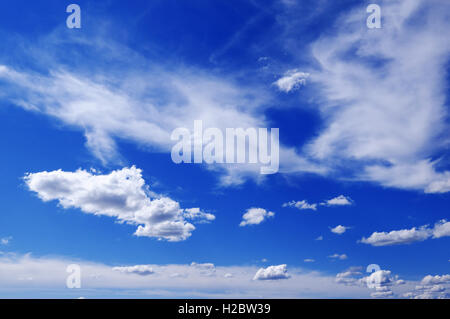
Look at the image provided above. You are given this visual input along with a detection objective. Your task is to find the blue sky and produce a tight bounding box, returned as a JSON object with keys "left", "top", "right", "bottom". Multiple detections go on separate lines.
{"left": 0, "top": 0, "right": 449, "bottom": 298}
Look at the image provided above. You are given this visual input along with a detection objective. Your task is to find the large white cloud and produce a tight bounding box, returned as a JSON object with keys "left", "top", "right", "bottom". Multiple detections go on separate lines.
{"left": 24, "top": 166, "right": 214, "bottom": 241}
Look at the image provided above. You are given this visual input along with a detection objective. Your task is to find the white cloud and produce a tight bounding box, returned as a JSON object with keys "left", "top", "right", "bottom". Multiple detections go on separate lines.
{"left": 273, "top": 69, "right": 309, "bottom": 92}
{"left": 315, "top": 235, "right": 323, "bottom": 241}
{"left": 239, "top": 208, "right": 275, "bottom": 227}
{"left": 331, "top": 225, "right": 349, "bottom": 235}
{"left": 335, "top": 267, "right": 362, "bottom": 286}
{"left": 360, "top": 220, "right": 450, "bottom": 246}
{"left": 112, "top": 265, "right": 154, "bottom": 276}
{"left": 253, "top": 264, "right": 290, "bottom": 280}
{"left": 336, "top": 267, "right": 407, "bottom": 298}
{"left": 0, "top": 236, "right": 12, "bottom": 245}
{"left": 431, "top": 219, "right": 450, "bottom": 238}
{"left": 24, "top": 166, "right": 214, "bottom": 241}
{"left": 293, "top": 0, "right": 450, "bottom": 193}
{"left": 282, "top": 200, "right": 317, "bottom": 211}
{"left": 321, "top": 195, "right": 352, "bottom": 206}
{"left": 360, "top": 226, "right": 430, "bottom": 247}
{"left": 304, "top": 259, "right": 315, "bottom": 263}
{"left": 328, "top": 254, "right": 347, "bottom": 260}
{"left": 403, "top": 274, "right": 450, "bottom": 299}
{"left": 421, "top": 274, "right": 450, "bottom": 285}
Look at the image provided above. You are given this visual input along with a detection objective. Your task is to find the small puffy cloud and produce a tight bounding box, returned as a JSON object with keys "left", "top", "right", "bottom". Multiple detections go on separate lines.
{"left": 253, "top": 264, "right": 290, "bottom": 281}
{"left": 273, "top": 69, "right": 309, "bottom": 92}
{"left": 329, "top": 254, "right": 347, "bottom": 260}
{"left": 321, "top": 195, "right": 353, "bottom": 206}
{"left": 304, "top": 259, "right": 315, "bottom": 263}
{"left": 112, "top": 265, "right": 154, "bottom": 276}
{"left": 331, "top": 225, "right": 349, "bottom": 235}
{"left": 24, "top": 166, "right": 214, "bottom": 242}
{"left": 239, "top": 208, "right": 274, "bottom": 227}
{"left": 315, "top": 235, "right": 323, "bottom": 241}
{"left": 282, "top": 200, "right": 317, "bottom": 211}
{"left": 0, "top": 236, "right": 12, "bottom": 245}
{"left": 360, "top": 220, "right": 450, "bottom": 246}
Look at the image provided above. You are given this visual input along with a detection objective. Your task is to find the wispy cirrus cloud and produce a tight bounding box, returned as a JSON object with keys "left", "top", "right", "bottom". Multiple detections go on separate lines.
{"left": 277, "top": 0, "right": 450, "bottom": 193}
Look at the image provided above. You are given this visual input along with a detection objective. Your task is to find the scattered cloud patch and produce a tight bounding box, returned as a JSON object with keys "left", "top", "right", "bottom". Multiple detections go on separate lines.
{"left": 328, "top": 254, "right": 347, "bottom": 260}
{"left": 282, "top": 200, "right": 317, "bottom": 211}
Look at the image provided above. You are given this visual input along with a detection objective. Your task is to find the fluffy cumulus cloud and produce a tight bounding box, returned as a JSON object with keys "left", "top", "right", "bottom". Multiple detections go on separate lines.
{"left": 331, "top": 225, "right": 349, "bottom": 235}
{"left": 360, "top": 220, "right": 450, "bottom": 246}
{"left": 253, "top": 264, "right": 290, "bottom": 281}
{"left": 112, "top": 265, "right": 154, "bottom": 276}
{"left": 273, "top": 69, "right": 309, "bottom": 92}
{"left": 239, "top": 208, "right": 275, "bottom": 227}
{"left": 282, "top": 200, "right": 317, "bottom": 211}
{"left": 24, "top": 166, "right": 214, "bottom": 241}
